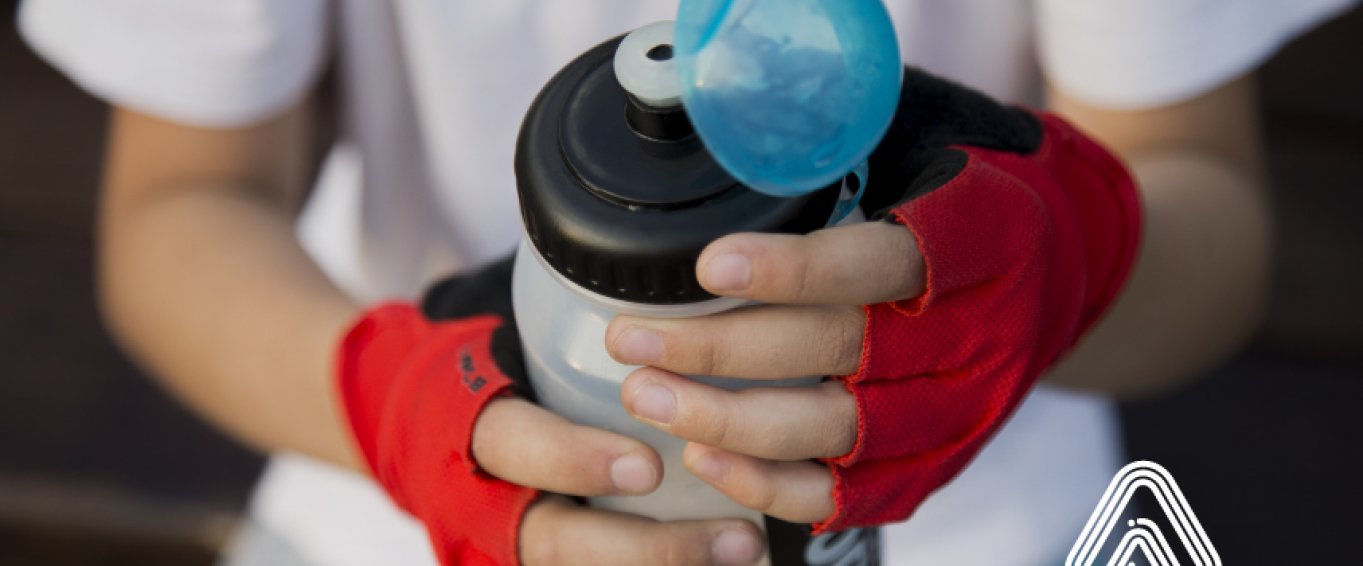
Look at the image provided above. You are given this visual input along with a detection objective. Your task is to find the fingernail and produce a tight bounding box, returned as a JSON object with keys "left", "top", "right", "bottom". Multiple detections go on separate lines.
{"left": 610, "top": 454, "right": 657, "bottom": 494}
{"left": 614, "top": 327, "right": 663, "bottom": 364}
{"left": 691, "top": 452, "right": 730, "bottom": 483}
{"left": 702, "top": 252, "right": 752, "bottom": 292}
{"left": 712, "top": 528, "right": 762, "bottom": 566}
{"left": 631, "top": 381, "right": 677, "bottom": 425}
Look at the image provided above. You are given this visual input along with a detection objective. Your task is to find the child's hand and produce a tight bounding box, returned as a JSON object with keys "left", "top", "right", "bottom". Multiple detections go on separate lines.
{"left": 606, "top": 222, "right": 921, "bottom": 525}
{"left": 517, "top": 493, "right": 764, "bottom": 566}
{"left": 340, "top": 258, "right": 767, "bottom": 565}
{"left": 477, "top": 400, "right": 767, "bottom": 566}
{"left": 339, "top": 304, "right": 767, "bottom": 566}
{"left": 606, "top": 67, "right": 1142, "bottom": 533}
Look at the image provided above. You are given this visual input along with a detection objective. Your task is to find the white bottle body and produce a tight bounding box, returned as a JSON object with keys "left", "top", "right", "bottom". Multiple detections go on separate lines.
{"left": 512, "top": 239, "right": 811, "bottom": 526}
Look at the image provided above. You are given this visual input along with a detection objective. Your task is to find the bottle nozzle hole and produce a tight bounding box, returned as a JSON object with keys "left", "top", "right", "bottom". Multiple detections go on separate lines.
{"left": 646, "top": 44, "right": 674, "bottom": 62}
{"left": 616, "top": 23, "right": 682, "bottom": 108}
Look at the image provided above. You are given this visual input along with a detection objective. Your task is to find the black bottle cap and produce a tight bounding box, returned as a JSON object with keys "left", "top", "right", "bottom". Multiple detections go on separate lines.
{"left": 514, "top": 35, "right": 840, "bottom": 305}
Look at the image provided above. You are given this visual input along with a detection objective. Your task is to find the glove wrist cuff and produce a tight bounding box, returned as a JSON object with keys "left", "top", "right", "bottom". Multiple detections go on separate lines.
{"left": 336, "top": 302, "right": 535, "bottom": 565}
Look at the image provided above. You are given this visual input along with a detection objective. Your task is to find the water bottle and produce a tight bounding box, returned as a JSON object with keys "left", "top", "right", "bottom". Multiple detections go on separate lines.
{"left": 511, "top": 22, "right": 881, "bottom": 566}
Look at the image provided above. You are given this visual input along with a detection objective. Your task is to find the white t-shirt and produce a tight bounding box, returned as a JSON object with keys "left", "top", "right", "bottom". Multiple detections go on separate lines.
{"left": 21, "top": 1, "right": 1355, "bottom": 564}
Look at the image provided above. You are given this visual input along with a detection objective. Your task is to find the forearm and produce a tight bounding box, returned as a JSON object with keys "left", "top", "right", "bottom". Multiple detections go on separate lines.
{"left": 99, "top": 175, "right": 362, "bottom": 469}
{"left": 1034, "top": 74, "right": 1272, "bottom": 398}
{"left": 1044, "top": 152, "right": 1271, "bottom": 397}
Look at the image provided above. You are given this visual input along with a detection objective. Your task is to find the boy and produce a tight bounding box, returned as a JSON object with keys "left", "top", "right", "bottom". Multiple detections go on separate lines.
{"left": 19, "top": 0, "right": 1356, "bottom": 564}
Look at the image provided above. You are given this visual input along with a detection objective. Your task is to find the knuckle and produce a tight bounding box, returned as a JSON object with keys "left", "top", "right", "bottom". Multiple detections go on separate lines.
{"left": 521, "top": 504, "right": 563, "bottom": 566}
{"left": 604, "top": 319, "right": 624, "bottom": 359}
{"left": 733, "top": 391, "right": 796, "bottom": 460}
{"left": 715, "top": 461, "right": 776, "bottom": 513}
{"left": 535, "top": 534, "right": 562, "bottom": 566}
{"left": 740, "top": 480, "right": 780, "bottom": 515}
{"left": 820, "top": 394, "right": 857, "bottom": 458}
{"left": 832, "top": 387, "right": 859, "bottom": 454}
{"left": 694, "top": 400, "right": 734, "bottom": 448}
{"left": 806, "top": 321, "right": 839, "bottom": 373}
{"left": 470, "top": 399, "right": 514, "bottom": 469}
{"left": 813, "top": 338, "right": 847, "bottom": 377}
{"left": 813, "top": 308, "right": 862, "bottom": 375}
{"left": 786, "top": 249, "right": 814, "bottom": 301}
{"left": 562, "top": 428, "right": 617, "bottom": 492}
{"left": 690, "top": 332, "right": 725, "bottom": 376}
{"left": 883, "top": 227, "right": 921, "bottom": 299}
{"left": 653, "top": 527, "right": 704, "bottom": 566}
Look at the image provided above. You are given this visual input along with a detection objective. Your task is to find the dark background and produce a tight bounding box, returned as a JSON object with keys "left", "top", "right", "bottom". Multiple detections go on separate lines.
{"left": 1, "top": 3, "right": 1360, "bottom": 565}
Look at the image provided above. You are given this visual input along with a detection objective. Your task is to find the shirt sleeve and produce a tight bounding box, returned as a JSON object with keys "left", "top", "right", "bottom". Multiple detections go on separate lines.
{"left": 19, "top": 0, "right": 329, "bottom": 127}
{"left": 1037, "top": 0, "right": 1359, "bottom": 109}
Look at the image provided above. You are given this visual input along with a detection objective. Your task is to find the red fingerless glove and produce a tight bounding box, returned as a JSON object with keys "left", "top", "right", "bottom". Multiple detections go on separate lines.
{"left": 337, "top": 300, "right": 538, "bottom": 565}
{"left": 814, "top": 70, "right": 1142, "bottom": 532}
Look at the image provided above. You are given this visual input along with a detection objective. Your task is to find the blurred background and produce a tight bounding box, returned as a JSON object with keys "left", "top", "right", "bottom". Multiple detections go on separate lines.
{"left": 1, "top": 2, "right": 1360, "bottom": 565}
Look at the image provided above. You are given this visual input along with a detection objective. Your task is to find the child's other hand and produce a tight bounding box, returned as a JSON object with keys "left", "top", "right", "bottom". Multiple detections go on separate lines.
{"left": 474, "top": 399, "right": 765, "bottom": 566}
{"left": 517, "top": 493, "right": 764, "bottom": 566}
{"left": 605, "top": 221, "right": 924, "bottom": 525}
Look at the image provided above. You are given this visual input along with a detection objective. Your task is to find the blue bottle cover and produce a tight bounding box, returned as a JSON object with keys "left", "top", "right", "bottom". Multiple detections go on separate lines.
{"left": 674, "top": 0, "right": 902, "bottom": 197}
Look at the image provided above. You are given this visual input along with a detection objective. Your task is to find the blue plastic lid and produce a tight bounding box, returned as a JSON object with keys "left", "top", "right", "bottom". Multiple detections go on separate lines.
{"left": 674, "top": 0, "right": 902, "bottom": 197}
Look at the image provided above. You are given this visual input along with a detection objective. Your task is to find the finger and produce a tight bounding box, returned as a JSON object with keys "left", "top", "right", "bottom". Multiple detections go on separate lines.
{"left": 696, "top": 222, "right": 924, "bottom": 304}
{"left": 621, "top": 368, "right": 856, "bottom": 460}
{"left": 521, "top": 495, "right": 766, "bottom": 566}
{"left": 606, "top": 304, "right": 865, "bottom": 378}
{"left": 684, "top": 444, "right": 836, "bottom": 525}
{"left": 473, "top": 398, "right": 662, "bottom": 496}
